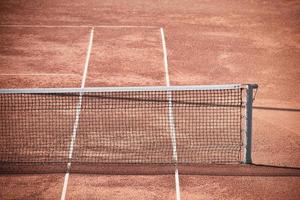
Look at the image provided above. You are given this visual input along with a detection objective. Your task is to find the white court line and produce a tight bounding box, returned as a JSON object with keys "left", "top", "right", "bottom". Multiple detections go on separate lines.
{"left": 0, "top": 73, "right": 80, "bottom": 76}
{"left": 0, "top": 24, "right": 158, "bottom": 28}
{"left": 160, "top": 27, "right": 181, "bottom": 200}
{"left": 60, "top": 27, "right": 94, "bottom": 200}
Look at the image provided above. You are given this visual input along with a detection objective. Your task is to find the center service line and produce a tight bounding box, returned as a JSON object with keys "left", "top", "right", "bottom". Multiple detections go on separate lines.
{"left": 61, "top": 27, "right": 94, "bottom": 200}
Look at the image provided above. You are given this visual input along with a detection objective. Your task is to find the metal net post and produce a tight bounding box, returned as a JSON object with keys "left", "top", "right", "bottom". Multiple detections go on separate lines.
{"left": 243, "top": 84, "right": 258, "bottom": 164}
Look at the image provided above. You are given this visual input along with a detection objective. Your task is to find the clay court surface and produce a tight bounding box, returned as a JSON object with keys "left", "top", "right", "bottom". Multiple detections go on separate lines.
{"left": 0, "top": 0, "right": 300, "bottom": 199}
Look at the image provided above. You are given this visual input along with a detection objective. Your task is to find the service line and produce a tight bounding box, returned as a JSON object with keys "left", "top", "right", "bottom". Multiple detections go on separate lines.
{"left": 0, "top": 73, "right": 81, "bottom": 76}
{"left": 0, "top": 24, "right": 158, "bottom": 28}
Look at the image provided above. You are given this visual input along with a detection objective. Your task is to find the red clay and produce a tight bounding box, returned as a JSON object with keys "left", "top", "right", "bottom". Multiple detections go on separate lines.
{"left": 0, "top": 0, "right": 299, "bottom": 199}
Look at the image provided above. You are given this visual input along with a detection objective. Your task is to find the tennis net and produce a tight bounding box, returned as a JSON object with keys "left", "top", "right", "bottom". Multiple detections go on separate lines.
{"left": 0, "top": 84, "right": 257, "bottom": 173}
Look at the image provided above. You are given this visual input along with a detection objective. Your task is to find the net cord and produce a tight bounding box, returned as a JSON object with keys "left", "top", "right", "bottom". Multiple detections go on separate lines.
{"left": 0, "top": 84, "right": 242, "bottom": 94}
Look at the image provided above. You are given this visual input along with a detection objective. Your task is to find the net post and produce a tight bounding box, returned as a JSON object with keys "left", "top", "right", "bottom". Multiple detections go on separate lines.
{"left": 243, "top": 84, "right": 258, "bottom": 164}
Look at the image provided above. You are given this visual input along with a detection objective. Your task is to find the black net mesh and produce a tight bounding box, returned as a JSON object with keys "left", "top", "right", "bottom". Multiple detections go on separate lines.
{"left": 0, "top": 88, "right": 245, "bottom": 173}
